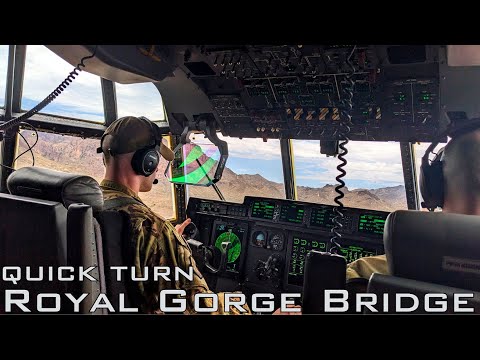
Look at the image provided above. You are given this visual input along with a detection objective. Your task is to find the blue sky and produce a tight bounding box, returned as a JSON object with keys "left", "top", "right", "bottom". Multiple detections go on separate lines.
{"left": 0, "top": 45, "right": 432, "bottom": 190}
{"left": 21, "top": 98, "right": 104, "bottom": 120}
{"left": 226, "top": 156, "right": 284, "bottom": 183}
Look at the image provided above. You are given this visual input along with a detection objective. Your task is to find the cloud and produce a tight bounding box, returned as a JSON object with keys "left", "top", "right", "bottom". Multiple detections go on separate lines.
{"left": 293, "top": 139, "right": 401, "bottom": 163}
{"left": 189, "top": 132, "right": 283, "bottom": 160}
{"left": 217, "top": 134, "right": 282, "bottom": 160}
{"left": 296, "top": 163, "right": 404, "bottom": 188}
{"left": 116, "top": 82, "right": 165, "bottom": 120}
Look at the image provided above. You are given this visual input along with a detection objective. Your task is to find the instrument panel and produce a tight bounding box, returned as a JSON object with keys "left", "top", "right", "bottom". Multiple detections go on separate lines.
{"left": 187, "top": 196, "right": 388, "bottom": 294}
{"left": 162, "top": 45, "right": 444, "bottom": 142}
{"left": 248, "top": 197, "right": 385, "bottom": 237}
{"left": 52, "top": 45, "right": 480, "bottom": 142}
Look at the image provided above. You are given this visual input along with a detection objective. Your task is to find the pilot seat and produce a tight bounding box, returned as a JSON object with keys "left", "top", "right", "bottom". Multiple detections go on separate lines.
{"left": 366, "top": 210, "right": 480, "bottom": 313}
{"left": 0, "top": 166, "right": 135, "bottom": 314}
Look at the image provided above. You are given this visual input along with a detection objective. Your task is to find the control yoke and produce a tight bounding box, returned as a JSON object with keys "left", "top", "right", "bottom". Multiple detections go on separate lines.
{"left": 183, "top": 221, "right": 231, "bottom": 274}
{"left": 187, "top": 239, "right": 231, "bottom": 274}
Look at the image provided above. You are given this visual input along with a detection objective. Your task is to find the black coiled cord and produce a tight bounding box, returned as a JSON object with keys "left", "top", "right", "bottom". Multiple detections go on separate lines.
{"left": 330, "top": 46, "right": 357, "bottom": 254}
{"left": 0, "top": 46, "right": 98, "bottom": 132}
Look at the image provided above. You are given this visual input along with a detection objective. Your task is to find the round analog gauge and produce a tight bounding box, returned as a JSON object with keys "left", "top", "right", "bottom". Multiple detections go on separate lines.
{"left": 269, "top": 233, "right": 284, "bottom": 251}
{"left": 252, "top": 231, "right": 267, "bottom": 247}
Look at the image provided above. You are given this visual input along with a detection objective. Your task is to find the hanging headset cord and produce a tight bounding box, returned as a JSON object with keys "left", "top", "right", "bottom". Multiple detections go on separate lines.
{"left": 330, "top": 45, "right": 357, "bottom": 254}
{"left": 0, "top": 122, "right": 38, "bottom": 172}
{"left": 0, "top": 46, "right": 98, "bottom": 134}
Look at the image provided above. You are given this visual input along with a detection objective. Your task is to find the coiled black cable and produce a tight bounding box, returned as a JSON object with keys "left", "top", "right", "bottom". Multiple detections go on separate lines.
{"left": 330, "top": 46, "right": 357, "bottom": 254}
{"left": 0, "top": 46, "right": 98, "bottom": 132}
{"left": 0, "top": 122, "right": 39, "bottom": 172}
{"left": 14, "top": 122, "right": 39, "bottom": 166}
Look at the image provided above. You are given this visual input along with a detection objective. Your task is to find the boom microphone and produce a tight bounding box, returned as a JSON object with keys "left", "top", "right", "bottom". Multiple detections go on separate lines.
{"left": 153, "top": 179, "right": 159, "bottom": 184}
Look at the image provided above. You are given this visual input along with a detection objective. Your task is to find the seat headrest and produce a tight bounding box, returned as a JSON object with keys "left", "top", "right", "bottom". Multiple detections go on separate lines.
{"left": 384, "top": 210, "right": 480, "bottom": 291}
{"left": 7, "top": 167, "right": 104, "bottom": 211}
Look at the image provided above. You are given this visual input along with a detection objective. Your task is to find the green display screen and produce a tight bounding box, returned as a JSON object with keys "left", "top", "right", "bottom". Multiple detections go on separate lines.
{"left": 310, "top": 207, "right": 352, "bottom": 230}
{"left": 310, "top": 206, "right": 334, "bottom": 228}
{"left": 214, "top": 222, "right": 246, "bottom": 273}
{"left": 288, "top": 235, "right": 327, "bottom": 287}
{"left": 280, "top": 204, "right": 304, "bottom": 224}
{"left": 339, "top": 245, "right": 376, "bottom": 263}
{"left": 358, "top": 214, "right": 386, "bottom": 235}
{"left": 251, "top": 200, "right": 275, "bottom": 220}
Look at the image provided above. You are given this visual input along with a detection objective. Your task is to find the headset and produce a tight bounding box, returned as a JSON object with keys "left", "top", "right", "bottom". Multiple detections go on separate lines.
{"left": 419, "top": 118, "right": 480, "bottom": 211}
{"left": 98, "top": 117, "right": 162, "bottom": 177}
{"left": 130, "top": 139, "right": 161, "bottom": 177}
{"left": 131, "top": 117, "right": 162, "bottom": 177}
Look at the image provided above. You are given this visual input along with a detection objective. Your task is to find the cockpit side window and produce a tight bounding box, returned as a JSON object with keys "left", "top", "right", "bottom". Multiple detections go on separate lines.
{"left": 22, "top": 45, "right": 104, "bottom": 123}
{"left": 13, "top": 129, "right": 176, "bottom": 220}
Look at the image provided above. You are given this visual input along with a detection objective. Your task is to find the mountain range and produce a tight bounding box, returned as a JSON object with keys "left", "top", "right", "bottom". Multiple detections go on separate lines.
{"left": 15, "top": 131, "right": 407, "bottom": 217}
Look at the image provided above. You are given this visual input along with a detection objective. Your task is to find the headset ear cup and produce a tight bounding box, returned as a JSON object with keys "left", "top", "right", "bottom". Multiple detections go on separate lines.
{"left": 131, "top": 148, "right": 159, "bottom": 176}
{"left": 131, "top": 149, "right": 146, "bottom": 175}
{"left": 143, "top": 149, "right": 160, "bottom": 176}
{"left": 419, "top": 159, "right": 444, "bottom": 209}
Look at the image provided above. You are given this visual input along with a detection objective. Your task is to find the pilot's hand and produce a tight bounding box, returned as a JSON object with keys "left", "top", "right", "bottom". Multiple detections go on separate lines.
{"left": 273, "top": 305, "right": 302, "bottom": 315}
{"left": 175, "top": 218, "right": 192, "bottom": 236}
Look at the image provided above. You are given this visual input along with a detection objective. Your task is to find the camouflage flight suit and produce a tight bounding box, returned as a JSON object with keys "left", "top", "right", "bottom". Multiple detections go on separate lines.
{"left": 101, "top": 180, "right": 250, "bottom": 315}
{"left": 346, "top": 254, "right": 389, "bottom": 281}
{"left": 345, "top": 255, "right": 389, "bottom": 311}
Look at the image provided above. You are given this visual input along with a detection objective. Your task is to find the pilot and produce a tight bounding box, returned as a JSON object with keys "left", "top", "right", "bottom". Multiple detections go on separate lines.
{"left": 345, "top": 126, "right": 480, "bottom": 288}
{"left": 98, "top": 116, "right": 251, "bottom": 314}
